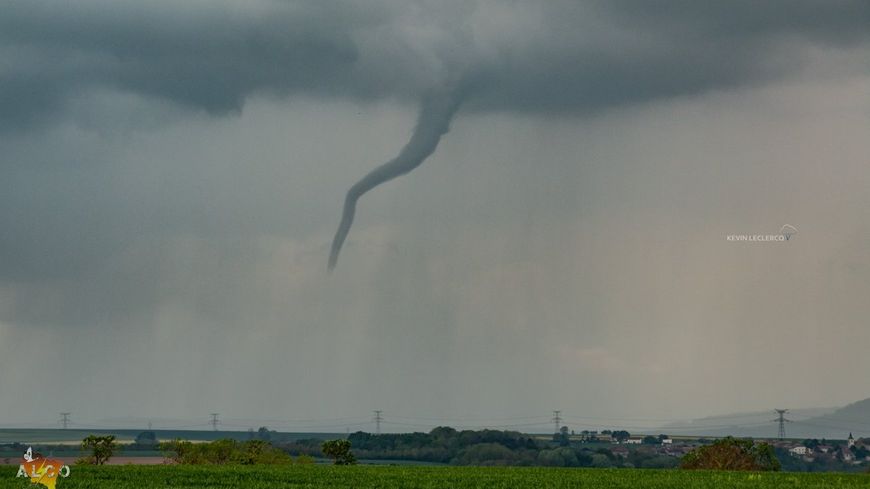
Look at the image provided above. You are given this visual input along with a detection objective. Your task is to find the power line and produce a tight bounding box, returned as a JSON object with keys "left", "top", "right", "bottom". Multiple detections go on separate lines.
{"left": 18, "top": 409, "right": 863, "bottom": 438}
{"left": 388, "top": 414, "right": 551, "bottom": 423}
{"left": 264, "top": 421, "right": 370, "bottom": 432}
{"left": 376, "top": 417, "right": 780, "bottom": 433}
{"left": 552, "top": 410, "right": 562, "bottom": 434}
{"left": 221, "top": 416, "right": 367, "bottom": 425}
{"left": 373, "top": 410, "right": 383, "bottom": 435}
{"left": 773, "top": 409, "right": 791, "bottom": 440}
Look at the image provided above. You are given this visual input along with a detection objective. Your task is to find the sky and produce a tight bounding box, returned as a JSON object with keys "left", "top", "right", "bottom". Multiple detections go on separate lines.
{"left": 1, "top": 1, "right": 869, "bottom": 434}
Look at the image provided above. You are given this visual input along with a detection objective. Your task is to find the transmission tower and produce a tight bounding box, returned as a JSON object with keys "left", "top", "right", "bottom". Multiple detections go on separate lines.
{"left": 373, "top": 410, "right": 383, "bottom": 435}
{"left": 210, "top": 413, "right": 220, "bottom": 431}
{"left": 772, "top": 409, "right": 791, "bottom": 440}
{"left": 552, "top": 410, "right": 562, "bottom": 434}
{"left": 59, "top": 413, "right": 71, "bottom": 429}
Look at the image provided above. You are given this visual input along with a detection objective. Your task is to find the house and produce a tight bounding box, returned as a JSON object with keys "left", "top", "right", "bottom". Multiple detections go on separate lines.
{"left": 664, "top": 445, "right": 694, "bottom": 457}
{"left": 611, "top": 446, "right": 630, "bottom": 458}
{"left": 816, "top": 445, "right": 833, "bottom": 454}
{"left": 661, "top": 438, "right": 673, "bottom": 445}
{"left": 789, "top": 446, "right": 810, "bottom": 456}
{"left": 841, "top": 447, "right": 855, "bottom": 462}
{"left": 624, "top": 438, "right": 642, "bottom": 444}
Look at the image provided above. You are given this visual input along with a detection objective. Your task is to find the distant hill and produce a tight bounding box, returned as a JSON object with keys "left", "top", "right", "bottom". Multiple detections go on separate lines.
{"left": 658, "top": 398, "right": 870, "bottom": 440}
{"left": 796, "top": 397, "right": 870, "bottom": 439}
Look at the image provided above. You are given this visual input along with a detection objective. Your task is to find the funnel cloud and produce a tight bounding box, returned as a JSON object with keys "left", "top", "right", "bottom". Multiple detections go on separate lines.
{"left": 329, "top": 88, "right": 462, "bottom": 270}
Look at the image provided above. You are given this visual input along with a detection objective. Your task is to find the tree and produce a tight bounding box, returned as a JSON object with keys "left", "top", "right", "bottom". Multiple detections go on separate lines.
{"left": 852, "top": 444, "right": 870, "bottom": 460}
{"left": 321, "top": 439, "right": 357, "bottom": 465}
{"left": 611, "top": 431, "right": 631, "bottom": 443}
{"left": 81, "top": 435, "right": 118, "bottom": 465}
{"left": 134, "top": 431, "right": 158, "bottom": 447}
{"left": 537, "top": 447, "right": 579, "bottom": 467}
{"left": 803, "top": 438, "right": 820, "bottom": 450}
{"left": 681, "top": 437, "right": 780, "bottom": 471}
{"left": 642, "top": 435, "right": 659, "bottom": 445}
{"left": 239, "top": 440, "right": 292, "bottom": 465}
{"left": 160, "top": 439, "right": 196, "bottom": 464}
{"left": 430, "top": 426, "right": 457, "bottom": 439}
{"left": 553, "top": 426, "right": 570, "bottom": 446}
{"left": 257, "top": 427, "right": 272, "bottom": 441}
{"left": 454, "top": 443, "right": 519, "bottom": 465}
{"left": 590, "top": 453, "right": 612, "bottom": 468}
{"left": 204, "top": 439, "right": 239, "bottom": 464}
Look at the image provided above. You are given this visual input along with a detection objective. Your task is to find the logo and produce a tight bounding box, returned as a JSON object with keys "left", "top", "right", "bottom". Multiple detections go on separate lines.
{"left": 779, "top": 224, "right": 797, "bottom": 241}
{"left": 726, "top": 224, "right": 797, "bottom": 243}
{"left": 16, "top": 447, "right": 70, "bottom": 489}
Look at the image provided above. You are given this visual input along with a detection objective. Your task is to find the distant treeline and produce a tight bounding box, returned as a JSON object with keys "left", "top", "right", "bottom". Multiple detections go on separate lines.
{"left": 277, "top": 427, "right": 678, "bottom": 468}
{"left": 160, "top": 439, "right": 314, "bottom": 465}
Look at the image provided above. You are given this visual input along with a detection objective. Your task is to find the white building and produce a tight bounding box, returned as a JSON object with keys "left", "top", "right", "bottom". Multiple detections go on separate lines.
{"left": 789, "top": 446, "right": 809, "bottom": 456}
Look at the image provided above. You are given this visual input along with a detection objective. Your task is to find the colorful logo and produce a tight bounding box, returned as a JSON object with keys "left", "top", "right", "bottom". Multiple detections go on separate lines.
{"left": 16, "top": 447, "right": 70, "bottom": 489}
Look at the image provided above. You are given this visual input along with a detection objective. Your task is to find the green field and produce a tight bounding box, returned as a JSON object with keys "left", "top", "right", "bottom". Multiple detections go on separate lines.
{"left": 1, "top": 465, "right": 869, "bottom": 488}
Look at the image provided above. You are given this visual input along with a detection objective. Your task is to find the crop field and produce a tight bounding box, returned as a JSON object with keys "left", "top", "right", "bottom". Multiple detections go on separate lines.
{"left": 1, "top": 465, "right": 869, "bottom": 488}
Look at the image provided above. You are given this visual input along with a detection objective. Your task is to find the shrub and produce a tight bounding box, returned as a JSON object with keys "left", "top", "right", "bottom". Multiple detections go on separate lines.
{"left": 321, "top": 440, "right": 357, "bottom": 465}
{"left": 238, "top": 440, "right": 293, "bottom": 465}
{"left": 296, "top": 454, "right": 315, "bottom": 465}
{"left": 537, "top": 448, "right": 579, "bottom": 467}
{"left": 681, "top": 437, "right": 780, "bottom": 471}
{"left": 159, "top": 439, "right": 293, "bottom": 465}
{"left": 81, "top": 435, "right": 118, "bottom": 465}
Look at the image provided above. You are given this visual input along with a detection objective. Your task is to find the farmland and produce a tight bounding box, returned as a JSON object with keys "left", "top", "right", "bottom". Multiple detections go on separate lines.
{"left": 1, "top": 465, "right": 868, "bottom": 488}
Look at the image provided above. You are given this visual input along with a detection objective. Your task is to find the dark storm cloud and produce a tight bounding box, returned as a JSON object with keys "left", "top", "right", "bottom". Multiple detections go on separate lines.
{"left": 467, "top": 0, "right": 870, "bottom": 113}
{"left": 1, "top": 2, "right": 869, "bottom": 426}
{"left": 1, "top": 0, "right": 869, "bottom": 319}
{"left": 603, "top": 1, "right": 870, "bottom": 40}
{"left": 0, "top": 1, "right": 366, "bottom": 128}
{"left": 2, "top": 0, "right": 869, "bottom": 129}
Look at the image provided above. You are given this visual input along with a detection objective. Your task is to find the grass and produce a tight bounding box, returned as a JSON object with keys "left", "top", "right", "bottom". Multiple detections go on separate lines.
{"left": 2, "top": 465, "right": 870, "bottom": 488}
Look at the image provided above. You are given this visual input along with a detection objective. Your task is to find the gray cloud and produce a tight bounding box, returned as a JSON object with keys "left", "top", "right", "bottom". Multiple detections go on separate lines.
{"left": 1, "top": 0, "right": 868, "bottom": 315}
{"left": 0, "top": 1, "right": 366, "bottom": 129}
{"left": 1, "top": 1, "right": 869, "bottom": 426}
{"left": 2, "top": 1, "right": 869, "bottom": 130}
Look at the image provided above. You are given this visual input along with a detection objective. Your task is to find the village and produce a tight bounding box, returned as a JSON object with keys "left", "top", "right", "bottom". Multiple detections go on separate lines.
{"left": 567, "top": 430, "right": 870, "bottom": 470}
